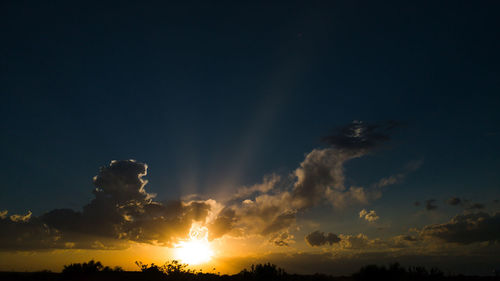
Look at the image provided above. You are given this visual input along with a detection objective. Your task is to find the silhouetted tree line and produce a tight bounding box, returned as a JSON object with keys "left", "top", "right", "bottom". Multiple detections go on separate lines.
{"left": 352, "top": 263, "right": 444, "bottom": 281}
{"left": 63, "top": 260, "right": 124, "bottom": 274}
{"left": 0, "top": 260, "right": 498, "bottom": 281}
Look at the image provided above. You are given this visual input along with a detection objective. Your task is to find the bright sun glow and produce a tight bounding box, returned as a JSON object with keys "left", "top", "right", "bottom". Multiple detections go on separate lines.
{"left": 174, "top": 224, "right": 213, "bottom": 265}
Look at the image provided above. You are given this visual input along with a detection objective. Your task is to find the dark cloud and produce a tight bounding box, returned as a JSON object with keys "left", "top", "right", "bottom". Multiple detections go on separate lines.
{"left": 305, "top": 230, "right": 420, "bottom": 250}
{"left": 420, "top": 212, "right": 500, "bottom": 244}
{"left": 291, "top": 148, "right": 350, "bottom": 209}
{"left": 92, "top": 160, "right": 151, "bottom": 203}
{"left": 290, "top": 148, "right": 375, "bottom": 210}
{"left": 392, "top": 235, "right": 418, "bottom": 244}
{"left": 425, "top": 199, "right": 438, "bottom": 211}
{"left": 305, "top": 230, "right": 341, "bottom": 247}
{"left": 261, "top": 211, "right": 297, "bottom": 236}
{"left": 207, "top": 208, "right": 237, "bottom": 240}
{"left": 467, "top": 203, "right": 485, "bottom": 210}
{"left": 0, "top": 160, "right": 213, "bottom": 250}
{"left": 445, "top": 197, "right": 484, "bottom": 210}
{"left": 0, "top": 210, "right": 128, "bottom": 250}
{"left": 321, "top": 120, "right": 401, "bottom": 151}
{"left": 447, "top": 197, "right": 462, "bottom": 206}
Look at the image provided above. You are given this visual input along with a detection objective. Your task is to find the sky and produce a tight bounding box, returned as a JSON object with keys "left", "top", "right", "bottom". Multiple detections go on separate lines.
{"left": 1, "top": 0, "right": 500, "bottom": 276}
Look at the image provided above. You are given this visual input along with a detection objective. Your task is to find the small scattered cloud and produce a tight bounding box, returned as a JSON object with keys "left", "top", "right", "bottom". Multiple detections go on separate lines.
{"left": 359, "top": 209, "right": 379, "bottom": 222}
{"left": 9, "top": 211, "right": 32, "bottom": 222}
{"left": 447, "top": 197, "right": 462, "bottom": 206}
{"left": 305, "top": 230, "right": 341, "bottom": 247}
{"left": 466, "top": 203, "right": 485, "bottom": 210}
{"left": 425, "top": 199, "right": 438, "bottom": 211}
{"left": 445, "top": 197, "right": 485, "bottom": 210}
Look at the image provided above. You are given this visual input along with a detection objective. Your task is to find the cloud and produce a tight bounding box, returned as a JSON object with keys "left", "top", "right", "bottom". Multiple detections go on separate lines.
{"left": 467, "top": 203, "right": 485, "bottom": 210}
{"left": 208, "top": 146, "right": 381, "bottom": 239}
{"left": 425, "top": 199, "right": 438, "bottom": 210}
{"left": 338, "top": 233, "right": 421, "bottom": 250}
{"left": 207, "top": 207, "right": 237, "bottom": 240}
{"left": 0, "top": 121, "right": 404, "bottom": 250}
{"left": 389, "top": 235, "right": 419, "bottom": 248}
{"left": 269, "top": 232, "right": 295, "bottom": 247}
{"left": 359, "top": 209, "right": 379, "bottom": 222}
{"left": 9, "top": 211, "right": 32, "bottom": 222}
{"left": 231, "top": 174, "right": 281, "bottom": 201}
{"left": 305, "top": 229, "right": 420, "bottom": 250}
{"left": 305, "top": 230, "right": 341, "bottom": 246}
{"left": 447, "top": 197, "right": 462, "bottom": 206}
{"left": 321, "top": 120, "right": 401, "bottom": 151}
{"left": 374, "top": 160, "right": 422, "bottom": 188}
{"left": 0, "top": 160, "right": 214, "bottom": 250}
{"left": 92, "top": 160, "right": 154, "bottom": 203}
{"left": 419, "top": 212, "right": 500, "bottom": 244}
{"left": 445, "top": 197, "right": 485, "bottom": 210}
{"left": 291, "top": 148, "right": 366, "bottom": 210}
{"left": 338, "top": 233, "right": 379, "bottom": 249}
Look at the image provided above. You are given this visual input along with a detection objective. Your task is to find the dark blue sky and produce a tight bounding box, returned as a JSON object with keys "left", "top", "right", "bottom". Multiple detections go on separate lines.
{"left": 1, "top": 1, "right": 499, "bottom": 215}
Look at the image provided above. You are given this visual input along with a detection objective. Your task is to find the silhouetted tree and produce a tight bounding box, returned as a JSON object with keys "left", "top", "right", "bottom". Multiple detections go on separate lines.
{"left": 239, "top": 263, "right": 287, "bottom": 281}
{"left": 62, "top": 260, "right": 103, "bottom": 275}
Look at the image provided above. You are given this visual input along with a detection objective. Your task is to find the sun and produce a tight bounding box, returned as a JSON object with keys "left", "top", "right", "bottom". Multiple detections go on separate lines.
{"left": 174, "top": 224, "right": 214, "bottom": 265}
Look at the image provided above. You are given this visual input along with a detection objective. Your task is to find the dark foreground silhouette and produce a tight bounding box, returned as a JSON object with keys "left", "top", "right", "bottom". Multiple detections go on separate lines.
{"left": 0, "top": 260, "right": 498, "bottom": 281}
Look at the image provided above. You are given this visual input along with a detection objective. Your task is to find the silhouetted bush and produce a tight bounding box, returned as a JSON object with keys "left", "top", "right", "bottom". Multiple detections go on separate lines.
{"left": 239, "top": 263, "right": 287, "bottom": 281}
{"left": 61, "top": 260, "right": 125, "bottom": 280}
{"left": 135, "top": 260, "right": 202, "bottom": 280}
{"left": 62, "top": 260, "right": 103, "bottom": 274}
{"left": 353, "top": 263, "right": 445, "bottom": 281}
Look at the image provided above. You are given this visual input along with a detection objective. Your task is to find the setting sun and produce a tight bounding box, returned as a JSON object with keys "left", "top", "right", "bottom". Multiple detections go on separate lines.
{"left": 174, "top": 224, "right": 214, "bottom": 265}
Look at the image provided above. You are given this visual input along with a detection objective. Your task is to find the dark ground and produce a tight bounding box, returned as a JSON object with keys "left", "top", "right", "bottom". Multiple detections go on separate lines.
{"left": 1, "top": 262, "right": 499, "bottom": 281}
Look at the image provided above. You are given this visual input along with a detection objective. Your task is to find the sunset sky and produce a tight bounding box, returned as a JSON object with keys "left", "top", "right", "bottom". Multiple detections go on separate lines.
{"left": 1, "top": 1, "right": 500, "bottom": 276}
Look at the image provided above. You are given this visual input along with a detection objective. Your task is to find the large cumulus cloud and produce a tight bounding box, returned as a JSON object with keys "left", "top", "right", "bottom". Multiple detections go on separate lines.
{"left": 206, "top": 147, "right": 376, "bottom": 240}
{"left": 0, "top": 160, "right": 214, "bottom": 250}
{"left": 206, "top": 121, "right": 403, "bottom": 241}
